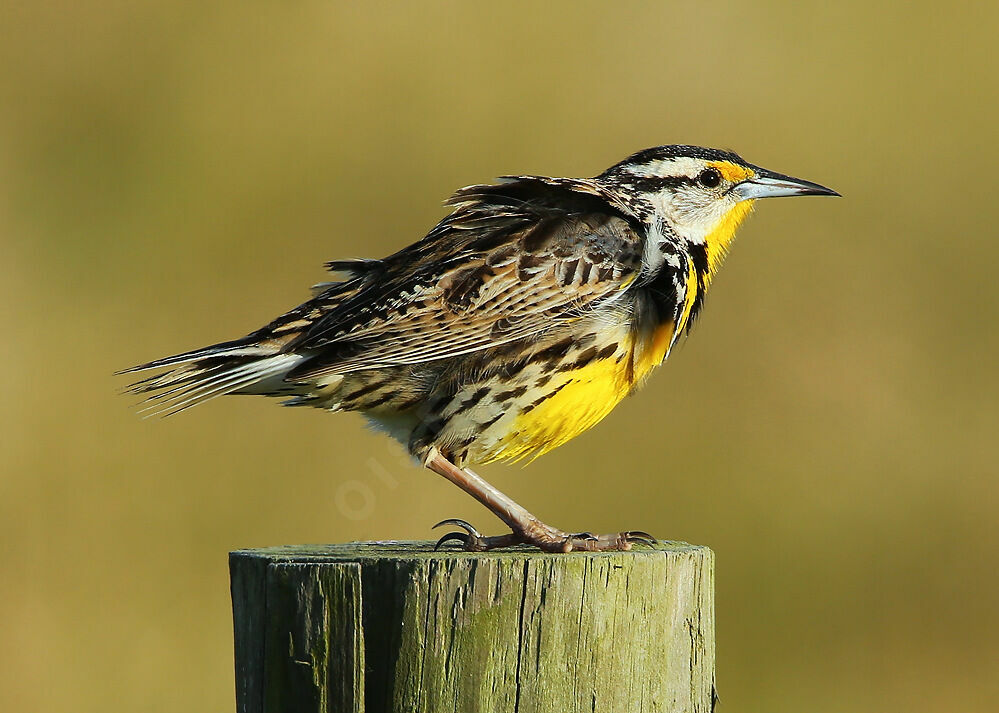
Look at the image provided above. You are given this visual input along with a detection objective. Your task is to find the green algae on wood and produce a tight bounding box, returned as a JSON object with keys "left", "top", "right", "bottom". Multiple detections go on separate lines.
{"left": 231, "top": 541, "right": 715, "bottom": 713}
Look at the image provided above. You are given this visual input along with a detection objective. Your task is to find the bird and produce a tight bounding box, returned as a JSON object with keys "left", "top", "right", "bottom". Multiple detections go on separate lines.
{"left": 120, "top": 145, "right": 838, "bottom": 552}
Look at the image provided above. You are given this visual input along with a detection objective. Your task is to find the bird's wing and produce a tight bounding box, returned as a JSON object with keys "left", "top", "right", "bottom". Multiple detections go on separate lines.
{"left": 281, "top": 185, "right": 645, "bottom": 378}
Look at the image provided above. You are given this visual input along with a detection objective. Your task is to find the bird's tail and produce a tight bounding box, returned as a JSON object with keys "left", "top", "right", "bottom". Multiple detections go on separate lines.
{"left": 118, "top": 337, "right": 304, "bottom": 417}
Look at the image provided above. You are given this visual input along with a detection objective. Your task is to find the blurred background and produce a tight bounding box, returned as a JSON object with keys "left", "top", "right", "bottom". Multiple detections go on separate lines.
{"left": 2, "top": 2, "right": 997, "bottom": 711}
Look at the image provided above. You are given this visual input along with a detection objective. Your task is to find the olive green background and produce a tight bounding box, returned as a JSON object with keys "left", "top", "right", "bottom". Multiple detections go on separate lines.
{"left": 2, "top": 3, "right": 996, "bottom": 712}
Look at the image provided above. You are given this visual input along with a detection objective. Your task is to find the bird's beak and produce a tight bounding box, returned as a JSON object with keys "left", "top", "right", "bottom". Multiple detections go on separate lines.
{"left": 734, "top": 169, "right": 840, "bottom": 201}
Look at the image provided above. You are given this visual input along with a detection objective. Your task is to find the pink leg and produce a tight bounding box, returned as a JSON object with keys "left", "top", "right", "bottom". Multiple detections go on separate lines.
{"left": 423, "top": 447, "right": 655, "bottom": 553}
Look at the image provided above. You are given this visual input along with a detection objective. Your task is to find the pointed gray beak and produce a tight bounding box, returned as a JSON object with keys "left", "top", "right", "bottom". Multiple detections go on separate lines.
{"left": 734, "top": 168, "right": 840, "bottom": 201}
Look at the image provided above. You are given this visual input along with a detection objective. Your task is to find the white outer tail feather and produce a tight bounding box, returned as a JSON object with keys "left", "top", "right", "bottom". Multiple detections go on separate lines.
{"left": 134, "top": 354, "right": 304, "bottom": 418}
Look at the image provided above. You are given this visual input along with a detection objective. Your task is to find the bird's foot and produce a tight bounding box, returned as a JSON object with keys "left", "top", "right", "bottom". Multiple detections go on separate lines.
{"left": 433, "top": 518, "right": 656, "bottom": 553}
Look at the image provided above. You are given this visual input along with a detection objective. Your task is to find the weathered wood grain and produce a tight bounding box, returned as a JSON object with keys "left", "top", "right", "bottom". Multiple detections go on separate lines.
{"left": 231, "top": 541, "right": 715, "bottom": 713}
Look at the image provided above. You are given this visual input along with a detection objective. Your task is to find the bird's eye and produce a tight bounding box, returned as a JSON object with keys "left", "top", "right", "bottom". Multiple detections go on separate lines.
{"left": 697, "top": 168, "right": 722, "bottom": 188}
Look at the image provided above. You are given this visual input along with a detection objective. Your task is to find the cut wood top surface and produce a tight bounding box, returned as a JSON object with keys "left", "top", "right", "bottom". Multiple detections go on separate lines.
{"left": 232, "top": 539, "right": 708, "bottom": 561}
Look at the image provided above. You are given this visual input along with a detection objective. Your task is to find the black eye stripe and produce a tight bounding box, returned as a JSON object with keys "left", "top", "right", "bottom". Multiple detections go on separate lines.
{"left": 619, "top": 175, "right": 696, "bottom": 193}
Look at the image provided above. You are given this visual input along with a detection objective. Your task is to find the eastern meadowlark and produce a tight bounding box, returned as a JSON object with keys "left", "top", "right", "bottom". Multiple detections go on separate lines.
{"left": 122, "top": 145, "right": 837, "bottom": 552}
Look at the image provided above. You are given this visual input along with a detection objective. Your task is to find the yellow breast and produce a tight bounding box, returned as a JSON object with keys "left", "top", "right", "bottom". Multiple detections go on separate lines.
{"left": 481, "top": 326, "right": 674, "bottom": 464}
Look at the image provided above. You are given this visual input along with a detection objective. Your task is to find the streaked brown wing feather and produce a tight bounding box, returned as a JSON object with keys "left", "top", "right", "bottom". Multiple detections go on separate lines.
{"left": 285, "top": 193, "right": 644, "bottom": 378}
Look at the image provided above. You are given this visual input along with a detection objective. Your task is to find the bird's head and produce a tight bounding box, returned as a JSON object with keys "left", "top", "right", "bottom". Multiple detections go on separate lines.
{"left": 598, "top": 145, "right": 838, "bottom": 275}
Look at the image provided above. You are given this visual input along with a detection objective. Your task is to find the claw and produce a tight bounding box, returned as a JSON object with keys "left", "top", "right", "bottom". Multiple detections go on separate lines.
{"left": 570, "top": 532, "right": 599, "bottom": 541}
{"left": 434, "top": 531, "right": 473, "bottom": 550}
{"left": 624, "top": 530, "right": 657, "bottom": 545}
{"left": 433, "top": 518, "right": 486, "bottom": 550}
{"left": 433, "top": 518, "right": 481, "bottom": 536}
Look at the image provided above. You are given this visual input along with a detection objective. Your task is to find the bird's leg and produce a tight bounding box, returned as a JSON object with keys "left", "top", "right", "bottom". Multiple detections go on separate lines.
{"left": 423, "top": 447, "right": 655, "bottom": 552}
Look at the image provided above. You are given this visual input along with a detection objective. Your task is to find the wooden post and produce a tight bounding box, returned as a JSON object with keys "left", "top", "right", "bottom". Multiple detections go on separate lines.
{"left": 230, "top": 542, "right": 715, "bottom": 713}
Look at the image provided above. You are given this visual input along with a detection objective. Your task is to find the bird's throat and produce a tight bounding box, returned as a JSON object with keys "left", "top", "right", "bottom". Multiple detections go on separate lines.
{"left": 703, "top": 200, "right": 755, "bottom": 283}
